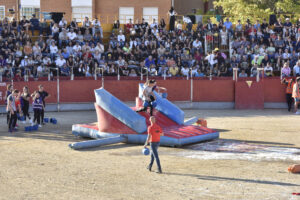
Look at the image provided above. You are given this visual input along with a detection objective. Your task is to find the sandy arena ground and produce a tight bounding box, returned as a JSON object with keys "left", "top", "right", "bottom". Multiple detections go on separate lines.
{"left": 0, "top": 109, "right": 300, "bottom": 200}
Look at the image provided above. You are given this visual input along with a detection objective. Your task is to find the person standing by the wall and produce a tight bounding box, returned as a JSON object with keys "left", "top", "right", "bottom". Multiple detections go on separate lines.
{"left": 168, "top": 7, "right": 177, "bottom": 32}
{"left": 37, "top": 85, "right": 50, "bottom": 125}
{"left": 7, "top": 90, "right": 19, "bottom": 133}
{"left": 281, "top": 78, "right": 294, "bottom": 112}
{"left": 4, "top": 84, "right": 13, "bottom": 125}
{"left": 144, "top": 116, "right": 164, "bottom": 173}
{"left": 21, "top": 86, "right": 32, "bottom": 124}
{"left": 292, "top": 77, "right": 300, "bottom": 115}
{"left": 32, "top": 91, "right": 44, "bottom": 127}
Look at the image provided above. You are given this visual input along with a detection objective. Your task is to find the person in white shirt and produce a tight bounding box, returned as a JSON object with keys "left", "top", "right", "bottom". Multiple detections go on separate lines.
{"left": 117, "top": 31, "right": 126, "bottom": 45}
{"left": 94, "top": 42, "right": 104, "bottom": 54}
{"left": 181, "top": 65, "right": 190, "bottom": 76}
{"left": 67, "top": 29, "right": 77, "bottom": 41}
{"left": 264, "top": 62, "right": 273, "bottom": 77}
{"left": 150, "top": 19, "right": 158, "bottom": 29}
{"left": 205, "top": 51, "right": 217, "bottom": 69}
{"left": 183, "top": 16, "right": 193, "bottom": 31}
{"left": 55, "top": 55, "right": 66, "bottom": 68}
{"left": 293, "top": 61, "right": 300, "bottom": 76}
{"left": 92, "top": 18, "right": 103, "bottom": 37}
{"left": 59, "top": 17, "right": 67, "bottom": 28}
{"left": 51, "top": 23, "right": 59, "bottom": 36}
{"left": 43, "top": 56, "right": 51, "bottom": 66}
{"left": 73, "top": 42, "right": 82, "bottom": 57}
{"left": 20, "top": 56, "right": 29, "bottom": 69}
{"left": 192, "top": 38, "right": 202, "bottom": 53}
{"left": 50, "top": 41, "right": 58, "bottom": 61}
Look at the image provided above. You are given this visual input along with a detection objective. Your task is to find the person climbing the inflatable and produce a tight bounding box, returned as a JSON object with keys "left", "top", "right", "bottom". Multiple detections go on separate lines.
{"left": 136, "top": 79, "right": 167, "bottom": 116}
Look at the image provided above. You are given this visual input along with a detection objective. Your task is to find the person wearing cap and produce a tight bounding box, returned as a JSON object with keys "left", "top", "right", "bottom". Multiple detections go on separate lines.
{"left": 292, "top": 77, "right": 300, "bottom": 114}
{"left": 144, "top": 116, "right": 164, "bottom": 173}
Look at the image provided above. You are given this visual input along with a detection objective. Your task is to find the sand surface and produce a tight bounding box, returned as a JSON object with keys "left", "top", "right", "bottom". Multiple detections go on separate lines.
{"left": 0, "top": 109, "right": 300, "bottom": 200}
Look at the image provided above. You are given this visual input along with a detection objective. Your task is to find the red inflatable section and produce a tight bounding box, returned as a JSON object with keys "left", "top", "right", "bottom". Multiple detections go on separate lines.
{"left": 94, "top": 103, "right": 138, "bottom": 134}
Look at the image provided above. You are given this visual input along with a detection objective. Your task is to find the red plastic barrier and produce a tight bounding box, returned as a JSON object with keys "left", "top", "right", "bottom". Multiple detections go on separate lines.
{"left": 193, "top": 80, "right": 235, "bottom": 102}
{"left": 235, "top": 81, "right": 264, "bottom": 109}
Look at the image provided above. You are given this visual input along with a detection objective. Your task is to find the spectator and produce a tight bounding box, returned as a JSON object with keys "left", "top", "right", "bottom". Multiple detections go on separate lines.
{"left": 239, "top": 69, "right": 248, "bottom": 77}
{"left": 55, "top": 54, "right": 66, "bottom": 68}
{"left": 59, "top": 17, "right": 67, "bottom": 29}
{"left": 281, "top": 62, "right": 291, "bottom": 77}
{"left": 92, "top": 17, "right": 103, "bottom": 38}
{"left": 293, "top": 61, "right": 300, "bottom": 76}
{"left": 264, "top": 62, "right": 273, "bottom": 77}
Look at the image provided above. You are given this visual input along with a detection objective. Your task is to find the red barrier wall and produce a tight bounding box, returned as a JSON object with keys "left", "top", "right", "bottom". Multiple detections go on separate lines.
{"left": 193, "top": 80, "right": 235, "bottom": 102}
{"left": 0, "top": 78, "right": 288, "bottom": 107}
{"left": 235, "top": 81, "right": 264, "bottom": 109}
{"left": 0, "top": 81, "right": 57, "bottom": 104}
{"left": 60, "top": 80, "right": 102, "bottom": 103}
{"left": 263, "top": 78, "right": 286, "bottom": 102}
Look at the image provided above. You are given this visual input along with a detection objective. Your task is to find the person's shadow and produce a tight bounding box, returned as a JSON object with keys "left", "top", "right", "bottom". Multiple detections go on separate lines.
{"left": 163, "top": 172, "right": 300, "bottom": 186}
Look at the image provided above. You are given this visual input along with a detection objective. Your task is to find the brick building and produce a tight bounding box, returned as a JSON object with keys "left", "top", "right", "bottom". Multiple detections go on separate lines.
{"left": 0, "top": 0, "right": 215, "bottom": 24}
{"left": 0, "top": 0, "right": 173, "bottom": 24}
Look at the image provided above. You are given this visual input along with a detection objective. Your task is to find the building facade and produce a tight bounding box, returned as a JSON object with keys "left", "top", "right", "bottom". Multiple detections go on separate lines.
{"left": 0, "top": 0, "right": 172, "bottom": 24}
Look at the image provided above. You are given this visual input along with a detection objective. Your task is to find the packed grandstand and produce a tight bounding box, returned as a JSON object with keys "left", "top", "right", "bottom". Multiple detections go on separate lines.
{"left": 0, "top": 15, "right": 300, "bottom": 81}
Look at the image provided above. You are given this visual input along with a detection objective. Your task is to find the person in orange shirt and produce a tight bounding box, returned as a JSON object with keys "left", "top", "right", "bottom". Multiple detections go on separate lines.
{"left": 292, "top": 77, "right": 300, "bottom": 115}
{"left": 144, "top": 116, "right": 164, "bottom": 173}
{"left": 281, "top": 78, "right": 294, "bottom": 111}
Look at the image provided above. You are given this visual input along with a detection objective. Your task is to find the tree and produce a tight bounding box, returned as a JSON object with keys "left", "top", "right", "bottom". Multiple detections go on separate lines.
{"left": 213, "top": 0, "right": 300, "bottom": 23}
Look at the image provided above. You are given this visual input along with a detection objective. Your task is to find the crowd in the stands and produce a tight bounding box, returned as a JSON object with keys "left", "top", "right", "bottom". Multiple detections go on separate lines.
{"left": 0, "top": 13, "right": 300, "bottom": 80}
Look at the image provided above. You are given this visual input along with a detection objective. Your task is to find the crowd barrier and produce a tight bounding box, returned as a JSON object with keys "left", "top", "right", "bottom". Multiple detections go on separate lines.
{"left": 0, "top": 77, "right": 287, "bottom": 110}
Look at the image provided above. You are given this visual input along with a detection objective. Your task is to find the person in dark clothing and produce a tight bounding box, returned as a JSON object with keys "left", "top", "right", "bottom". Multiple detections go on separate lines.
{"left": 32, "top": 91, "right": 44, "bottom": 127}
{"left": 37, "top": 85, "right": 50, "bottom": 125}
{"left": 30, "top": 14, "right": 41, "bottom": 35}
{"left": 21, "top": 86, "right": 32, "bottom": 123}
{"left": 168, "top": 7, "right": 177, "bottom": 31}
{"left": 7, "top": 90, "right": 19, "bottom": 133}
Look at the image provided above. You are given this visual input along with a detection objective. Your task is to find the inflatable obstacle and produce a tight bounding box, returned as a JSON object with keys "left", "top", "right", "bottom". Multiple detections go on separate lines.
{"left": 288, "top": 164, "right": 300, "bottom": 173}
{"left": 70, "top": 86, "right": 219, "bottom": 149}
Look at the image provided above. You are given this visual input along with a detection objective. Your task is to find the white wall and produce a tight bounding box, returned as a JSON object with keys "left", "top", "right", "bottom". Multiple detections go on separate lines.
{"left": 71, "top": 0, "right": 92, "bottom": 7}
{"left": 20, "top": 0, "right": 40, "bottom": 7}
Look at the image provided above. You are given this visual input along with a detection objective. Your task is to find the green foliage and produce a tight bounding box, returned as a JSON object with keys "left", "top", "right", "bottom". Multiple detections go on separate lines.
{"left": 214, "top": 0, "right": 300, "bottom": 23}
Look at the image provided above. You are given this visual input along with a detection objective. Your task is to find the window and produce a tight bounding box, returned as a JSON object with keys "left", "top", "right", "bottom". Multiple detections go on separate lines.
{"left": 72, "top": 7, "right": 92, "bottom": 22}
{"left": 72, "top": 0, "right": 92, "bottom": 22}
{"left": 143, "top": 7, "right": 158, "bottom": 24}
{"left": 0, "top": 6, "right": 5, "bottom": 20}
{"left": 21, "top": 7, "right": 40, "bottom": 19}
{"left": 119, "top": 7, "right": 134, "bottom": 24}
{"left": 20, "top": 0, "right": 40, "bottom": 19}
